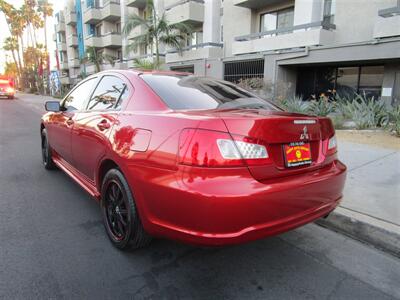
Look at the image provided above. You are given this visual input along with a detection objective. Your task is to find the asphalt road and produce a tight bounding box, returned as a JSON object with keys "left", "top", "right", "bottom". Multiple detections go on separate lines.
{"left": 0, "top": 93, "right": 399, "bottom": 300}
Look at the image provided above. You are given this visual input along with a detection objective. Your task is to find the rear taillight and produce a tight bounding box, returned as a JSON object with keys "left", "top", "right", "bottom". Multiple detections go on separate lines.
{"left": 178, "top": 128, "right": 271, "bottom": 167}
{"left": 326, "top": 135, "right": 337, "bottom": 155}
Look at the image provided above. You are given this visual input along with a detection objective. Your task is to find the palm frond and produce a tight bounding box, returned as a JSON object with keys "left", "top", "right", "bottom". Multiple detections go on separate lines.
{"left": 169, "top": 21, "right": 193, "bottom": 35}
{"left": 132, "top": 58, "right": 157, "bottom": 70}
{"left": 122, "top": 13, "right": 149, "bottom": 36}
{"left": 125, "top": 33, "right": 152, "bottom": 54}
{"left": 159, "top": 34, "right": 184, "bottom": 52}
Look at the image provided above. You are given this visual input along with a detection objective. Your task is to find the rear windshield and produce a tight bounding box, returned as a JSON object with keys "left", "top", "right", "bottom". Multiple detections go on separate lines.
{"left": 140, "top": 74, "right": 281, "bottom": 111}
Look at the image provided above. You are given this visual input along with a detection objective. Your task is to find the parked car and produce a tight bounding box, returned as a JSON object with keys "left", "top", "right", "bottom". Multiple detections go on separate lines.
{"left": 0, "top": 79, "right": 15, "bottom": 99}
{"left": 40, "top": 70, "right": 347, "bottom": 250}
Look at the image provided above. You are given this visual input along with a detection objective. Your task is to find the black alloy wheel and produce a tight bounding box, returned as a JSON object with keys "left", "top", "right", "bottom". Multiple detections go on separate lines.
{"left": 41, "top": 128, "right": 56, "bottom": 170}
{"left": 101, "top": 169, "right": 152, "bottom": 250}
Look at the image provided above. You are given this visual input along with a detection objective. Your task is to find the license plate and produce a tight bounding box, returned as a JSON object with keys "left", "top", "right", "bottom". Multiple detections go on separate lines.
{"left": 284, "top": 142, "right": 312, "bottom": 167}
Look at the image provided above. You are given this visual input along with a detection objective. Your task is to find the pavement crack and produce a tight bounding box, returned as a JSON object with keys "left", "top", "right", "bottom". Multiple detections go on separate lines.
{"left": 348, "top": 151, "right": 398, "bottom": 173}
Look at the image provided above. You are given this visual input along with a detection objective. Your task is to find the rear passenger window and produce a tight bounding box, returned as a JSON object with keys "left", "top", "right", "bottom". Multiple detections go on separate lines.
{"left": 86, "top": 75, "right": 127, "bottom": 111}
{"left": 63, "top": 78, "right": 96, "bottom": 111}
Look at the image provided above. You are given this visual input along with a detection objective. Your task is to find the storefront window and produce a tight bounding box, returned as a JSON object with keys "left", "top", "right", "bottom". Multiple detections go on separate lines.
{"left": 359, "top": 66, "right": 384, "bottom": 99}
{"left": 296, "top": 65, "right": 384, "bottom": 100}
{"left": 336, "top": 67, "right": 359, "bottom": 98}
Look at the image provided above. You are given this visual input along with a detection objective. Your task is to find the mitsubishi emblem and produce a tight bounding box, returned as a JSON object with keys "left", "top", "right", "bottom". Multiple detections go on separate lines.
{"left": 300, "top": 126, "right": 309, "bottom": 140}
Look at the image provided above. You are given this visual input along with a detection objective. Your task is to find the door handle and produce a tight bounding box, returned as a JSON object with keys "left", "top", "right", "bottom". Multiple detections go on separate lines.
{"left": 66, "top": 118, "right": 74, "bottom": 126}
{"left": 97, "top": 119, "right": 111, "bottom": 131}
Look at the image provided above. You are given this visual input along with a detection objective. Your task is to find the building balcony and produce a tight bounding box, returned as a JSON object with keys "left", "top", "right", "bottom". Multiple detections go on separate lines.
{"left": 57, "top": 42, "right": 67, "bottom": 51}
{"left": 65, "top": 12, "right": 77, "bottom": 25}
{"left": 101, "top": 1, "right": 121, "bottom": 22}
{"left": 67, "top": 34, "right": 78, "bottom": 47}
{"left": 165, "top": 0, "right": 204, "bottom": 26}
{"left": 373, "top": 5, "right": 400, "bottom": 39}
{"left": 68, "top": 58, "right": 80, "bottom": 68}
{"left": 83, "top": 1, "right": 120, "bottom": 24}
{"left": 102, "top": 61, "right": 128, "bottom": 70}
{"left": 55, "top": 21, "right": 65, "bottom": 33}
{"left": 83, "top": 7, "right": 102, "bottom": 24}
{"left": 232, "top": 21, "right": 335, "bottom": 55}
{"left": 233, "top": 0, "right": 285, "bottom": 9}
{"left": 166, "top": 42, "right": 223, "bottom": 63}
{"left": 85, "top": 33, "right": 122, "bottom": 48}
{"left": 102, "top": 32, "right": 122, "bottom": 48}
{"left": 85, "top": 35, "right": 103, "bottom": 48}
{"left": 126, "top": 0, "right": 146, "bottom": 8}
{"left": 85, "top": 64, "right": 98, "bottom": 75}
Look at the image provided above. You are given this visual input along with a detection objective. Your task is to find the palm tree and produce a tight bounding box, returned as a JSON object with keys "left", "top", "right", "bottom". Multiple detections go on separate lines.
{"left": 37, "top": 0, "right": 53, "bottom": 52}
{"left": 3, "top": 37, "right": 20, "bottom": 77}
{"left": 82, "top": 47, "right": 116, "bottom": 73}
{"left": 0, "top": 1, "right": 24, "bottom": 72}
{"left": 122, "top": 0, "right": 191, "bottom": 69}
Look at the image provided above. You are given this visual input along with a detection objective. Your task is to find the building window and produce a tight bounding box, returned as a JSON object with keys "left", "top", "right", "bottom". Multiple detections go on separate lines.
{"left": 323, "top": 0, "right": 336, "bottom": 24}
{"left": 260, "top": 7, "right": 294, "bottom": 33}
{"left": 296, "top": 65, "right": 384, "bottom": 100}
{"left": 224, "top": 59, "right": 264, "bottom": 83}
{"left": 95, "top": 24, "right": 102, "bottom": 36}
{"left": 117, "top": 50, "right": 122, "bottom": 61}
{"left": 336, "top": 67, "right": 359, "bottom": 97}
{"left": 88, "top": 24, "right": 96, "bottom": 36}
{"left": 115, "top": 22, "right": 121, "bottom": 34}
{"left": 170, "top": 65, "right": 194, "bottom": 73}
{"left": 186, "top": 31, "right": 203, "bottom": 48}
{"left": 359, "top": 66, "right": 384, "bottom": 99}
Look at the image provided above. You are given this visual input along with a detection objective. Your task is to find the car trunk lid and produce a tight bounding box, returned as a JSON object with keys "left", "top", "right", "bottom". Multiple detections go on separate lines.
{"left": 218, "top": 109, "right": 334, "bottom": 180}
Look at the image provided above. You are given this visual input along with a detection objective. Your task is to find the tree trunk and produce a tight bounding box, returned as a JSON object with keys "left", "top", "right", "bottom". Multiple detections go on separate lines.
{"left": 155, "top": 36, "right": 159, "bottom": 70}
{"left": 153, "top": 7, "right": 159, "bottom": 70}
{"left": 10, "top": 50, "right": 20, "bottom": 78}
{"left": 44, "top": 16, "right": 48, "bottom": 51}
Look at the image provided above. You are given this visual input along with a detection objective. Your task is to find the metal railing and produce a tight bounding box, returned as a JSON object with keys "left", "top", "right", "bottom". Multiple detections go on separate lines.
{"left": 235, "top": 21, "right": 336, "bottom": 42}
{"left": 378, "top": 1, "right": 400, "bottom": 18}
{"left": 167, "top": 42, "right": 223, "bottom": 53}
{"left": 224, "top": 59, "right": 264, "bottom": 83}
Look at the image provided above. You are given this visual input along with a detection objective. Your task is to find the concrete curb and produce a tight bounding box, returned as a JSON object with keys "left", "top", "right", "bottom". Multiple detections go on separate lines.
{"left": 316, "top": 207, "right": 400, "bottom": 258}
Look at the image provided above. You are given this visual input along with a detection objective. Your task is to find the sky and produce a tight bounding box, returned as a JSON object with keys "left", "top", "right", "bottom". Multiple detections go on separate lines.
{"left": 0, "top": 0, "right": 65, "bottom": 74}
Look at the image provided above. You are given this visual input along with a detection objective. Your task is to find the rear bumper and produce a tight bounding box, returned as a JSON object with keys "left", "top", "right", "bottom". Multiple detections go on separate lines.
{"left": 126, "top": 160, "right": 346, "bottom": 246}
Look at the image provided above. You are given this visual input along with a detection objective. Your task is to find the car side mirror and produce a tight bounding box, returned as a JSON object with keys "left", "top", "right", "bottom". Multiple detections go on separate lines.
{"left": 45, "top": 101, "right": 61, "bottom": 112}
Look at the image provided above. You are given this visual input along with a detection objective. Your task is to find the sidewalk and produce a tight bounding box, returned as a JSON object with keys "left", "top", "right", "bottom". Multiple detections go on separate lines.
{"left": 317, "top": 130, "right": 400, "bottom": 257}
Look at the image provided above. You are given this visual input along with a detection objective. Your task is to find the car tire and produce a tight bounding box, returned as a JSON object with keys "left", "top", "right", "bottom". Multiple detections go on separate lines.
{"left": 8, "top": 95, "right": 14, "bottom": 99}
{"left": 101, "top": 168, "right": 152, "bottom": 250}
{"left": 41, "top": 128, "right": 57, "bottom": 170}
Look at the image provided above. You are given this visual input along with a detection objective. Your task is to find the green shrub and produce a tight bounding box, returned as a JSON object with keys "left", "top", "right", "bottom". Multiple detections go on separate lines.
{"left": 337, "top": 93, "right": 387, "bottom": 129}
{"left": 308, "top": 95, "right": 336, "bottom": 116}
{"left": 330, "top": 114, "right": 345, "bottom": 129}
{"left": 279, "top": 96, "right": 309, "bottom": 114}
{"left": 382, "top": 105, "right": 400, "bottom": 137}
{"left": 334, "top": 94, "right": 353, "bottom": 119}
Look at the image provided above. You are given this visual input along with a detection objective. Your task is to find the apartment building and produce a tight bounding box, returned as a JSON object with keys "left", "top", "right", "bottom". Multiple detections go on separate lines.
{"left": 54, "top": 0, "right": 400, "bottom": 104}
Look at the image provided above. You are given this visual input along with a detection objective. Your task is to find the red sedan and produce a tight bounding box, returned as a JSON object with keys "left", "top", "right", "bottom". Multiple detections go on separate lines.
{"left": 41, "top": 70, "right": 346, "bottom": 250}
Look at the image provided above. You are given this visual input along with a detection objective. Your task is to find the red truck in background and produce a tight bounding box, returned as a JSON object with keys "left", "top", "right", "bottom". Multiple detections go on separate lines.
{"left": 0, "top": 76, "right": 15, "bottom": 99}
